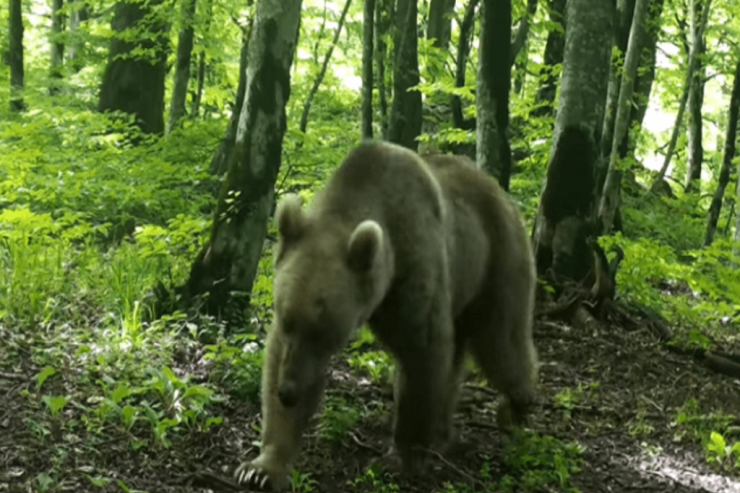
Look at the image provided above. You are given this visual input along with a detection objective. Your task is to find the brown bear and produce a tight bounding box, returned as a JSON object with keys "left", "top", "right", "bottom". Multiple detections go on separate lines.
{"left": 235, "top": 141, "right": 538, "bottom": 491}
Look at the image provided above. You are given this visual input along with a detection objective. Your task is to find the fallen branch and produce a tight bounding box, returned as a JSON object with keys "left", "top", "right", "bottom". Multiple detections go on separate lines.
{"left": 0, "top": 371, "right": 25, "bottom": 381}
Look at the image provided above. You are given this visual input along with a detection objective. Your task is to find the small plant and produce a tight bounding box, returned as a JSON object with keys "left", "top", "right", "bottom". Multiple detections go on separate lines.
{"left": 705, "top": 431, "right": 740, "bottom": 471}
{"left": 319, "top": 395, "right": 360, "bottom": 443}
{"left": 348, "top": 350, "right": 394, "bottom": 385}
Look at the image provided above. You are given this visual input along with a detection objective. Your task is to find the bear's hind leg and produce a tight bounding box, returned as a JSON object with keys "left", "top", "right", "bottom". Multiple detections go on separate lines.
{"left": 469, "top": 282, "right": 537, "bottom": 430}
{"left": 235, "top": 328, "right": 325, "bottom": 492}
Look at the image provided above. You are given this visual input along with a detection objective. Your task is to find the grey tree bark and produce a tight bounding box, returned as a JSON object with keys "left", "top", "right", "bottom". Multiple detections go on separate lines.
{"left": 192, "top": 0, "right": 214, "bottom": 118}
{"left": 532, "top": 0, "right": 614, "bottom": 279}
{"left": 375, "top": 0, "right": 391, "bottom": 138}
{"left": 50, "top": 0, "right": 64, "bottom": 95}
{"left": 532, "top": 0, "right": 567, "bottom": 118}
{"left": 601, "top": 0, "right": 637, "bottom": 162}
{"left": 598, "top": 0, "right": 650, "bottom": 234}
{"left": 511, "top": 0, "right": 538, "bottom": 94}
{"left": 651, "top": 0, "right": 712, "bottom": 190}
{"left": 476, "top": 0, "right": 512, "bottom": 189}
{"left": 684, "top": 0, "right": 707, "bottom": 193}
{"left": 67, "top": 0, "right": 90, "bottom": 71}
{"left": 362, "top": 0, "right": 375, "bottom": 139}
{"left": 704, "top": 56, "right": 740, "bottom": 247}
{"left": 298, "top": 0, "right": 352, "bottom": 135}
{"left": 98, "top": 0, "right": 170, "bottom": 136}
{"left": 167, "top": 0, "right": 198, "bottom": 134}
{"left": 426, "top": 0, "right": 455, "bottom": 48}
{"left": 9, "top": 0, "right": 25, "bottom": 111}
{"left": 181, "top": 0, "right": 303, "bottom": 316}
{"left": 388, "top": 0, "right": 422, "bottom": 150}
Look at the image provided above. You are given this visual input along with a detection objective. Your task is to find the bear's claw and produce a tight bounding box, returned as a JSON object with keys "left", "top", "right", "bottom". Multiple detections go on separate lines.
{"left": 234, "top": 460, "right": 289, "bottom": 492}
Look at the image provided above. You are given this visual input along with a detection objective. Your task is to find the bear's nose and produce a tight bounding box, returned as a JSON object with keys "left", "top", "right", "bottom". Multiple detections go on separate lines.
{"left": 278, "top": 382, "right": 298, "bottom": 407}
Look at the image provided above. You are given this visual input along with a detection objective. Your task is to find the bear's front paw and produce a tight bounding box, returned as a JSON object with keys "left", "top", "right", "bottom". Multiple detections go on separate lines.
{"left": 234, "top": 455, "right": 290, "bottom": 492}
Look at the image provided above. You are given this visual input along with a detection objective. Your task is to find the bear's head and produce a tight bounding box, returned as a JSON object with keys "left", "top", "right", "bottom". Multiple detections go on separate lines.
{"left": 271, "top": 194, "right": 392, "bottom": 407}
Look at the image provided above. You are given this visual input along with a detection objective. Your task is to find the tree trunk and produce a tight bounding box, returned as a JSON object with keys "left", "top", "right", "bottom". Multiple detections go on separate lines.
{"left": 192, "top": 0, "right": 213, "bottom": 118}
{"left": 684, "top": 0, "right": 707, "bottom": 193}
{"left": 617, "top": 0, "right": 666, "bottom": 158}
{"left": 98, "top": 0, "right": 170, "bottom": 136}
{"left": 50, "top": 0, "right": 65, "bottom": 95}
{"left": 375, "top": 0, "right": 391, "bottom": 138}
{"left": 601, "top": 0, "right": 637, "bottom": 162}
{"left": 388, "top": 0, "right": 422, "bottom": 151}
{"left": 299, "top": 0, "right": 352, "bottom": 135}
{"left": 532, "top": 0, "right": 567, "bottom": 118}
{"left": 180, "top": 0, "right": 303, "bottom": 316}
{"left": 67, "top": 0, "right": 90, "bottom": 71}
{"left": 451, "top": 0, "right": 479, "bottom": 130}
{"left": 361, "top": 0, "right": 375, "bottom": 140}
{"left": 9, "top": 0, "right": 25, "bottom": 112}
{"left": 167, "top": 0, "right": 198, "bottom": 134}
{"left": 426, "top": 0, "right": 455, "bottom": 48}
{"left": 209, "top": 28, "right": 251, "bottom": 176}
{"left": 532, "top": 0, "right": 614, "bottom": 280}
{"left": 511, "top": 0, "right": 538, "bottom": 64}
{"left": 651, "top": 0, "right": 712, "bottom": 190}
{"left": 704, "top": 56, "right": 740, "bottom": 247}
{"left": 598, "top": 0, "right": 650, "bottom": 234}
{"left": 476, "top": 0, "right": 512, "bottom": 189}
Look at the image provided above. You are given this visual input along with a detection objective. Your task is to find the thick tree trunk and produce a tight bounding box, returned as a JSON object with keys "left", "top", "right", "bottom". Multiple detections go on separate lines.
{"left": 617, "top": 0, "right": 666, "bottom": 158}
{"left": 209, "top": 29, "right": 250, "bottom": 176}
{"left": 50, "top": 0, "right": 65, "bottom": 95}
{"left": 181, "top": 0, "right": 303, "bottom": 316}
{"left": 532, "top": 0, "right": 614, "bottom": 280}
{"left": 299, "top": 0, "right": 352, "bottom": 135}
{"left": 704, "top": 57, "right": 740, "bottom": 247}
{"left": 601, "top": 0, "right": 637, "bottom": 161}
{"left": 361, "top": 0, "right": 375, "bottom": 139}
{"left": 375, "top": 0, "right": 391, "bottom": 138}
{"left": 167, "top": 0, "right": 198, "bottom": 134}
{"left": 426, "top": 0, "right": 455, "bottom": 48}
{"left": 598, "top": 0, "right": 650, "bottom": 234}
{"left": 476, "top": 0, "right": 512, "bottom": 189}
{"left": 532, "top": 0, "right": 567, "bottom": 118}
{"left": 651, "top": 0, "right": 712, "bottom": 190}
{"left": 388, "top": 0, "right": 422, "bottom": 151}
{"left": 98, "top": 0, "right": 170, "bottom": 136}
{"left": 9, "top": 0, "right": 25, "bottom": 112}
{"left": 67, "top": 0, "right": 90, "bottom": 71}
{"left": 685, "top": 0, "right": 707, "bottom": 193}
{"left": 451, "top": 0, "right": 479, "bottom": 131}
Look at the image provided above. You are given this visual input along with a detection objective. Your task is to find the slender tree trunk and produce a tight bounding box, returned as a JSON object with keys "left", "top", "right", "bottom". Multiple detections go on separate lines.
{"left": 192, "top": 0, "right": 213, "bottom": 118}
{"left": 685, "top": 0, "right": 707, "bottom": 193}
{"left": 598, "top": 0, "right": 650, "bottom": 234}
{"left": 532, "top": 0, "right": 614, "bottom": 279}
{"left": 375, "top": 0, "right": 391, "bottom": 138}
{"left": 50, "top": 0, "right": 65, "bottom": 95}
{"left": 388, "top": 0, "right": 422, "bottom": 151}
{"left": 426, "top": 0, "right": 455, "bottom": 48}
{"left": 98, "top": 0, "right": 171, "bottom": 136}
{"left": 299, "top": 0, "right": 352, "bottom": 135}
{"left": 532, "top": 0, "right": 567, "bottom": 118}
{"left": 67, "top": 0, "right": 90, "bottom": 71}
{"left": 180, "top": 0, "right": 303, "bottom": 316}
{"left": 167, "top": 0, "right": 198, "bottom": 134}
{"left": 209, "top": 27, "right": 251, "bottom": 176}
{"left": 361, "top": 0, "right": 375, "bottom": 140}
{"left": 511, "top": 0, "right": 538, "bottom": 64}
{"left": 704, "top": 57, "right": 740, "bottom": 247}
{"left": 476, "top": 0, "right": 512, "bottom": 189}
{"left": 601, "top": 0, "right": 637, "bottom": 161}
{"left": 451, "top": 0, "right": 479, "bottom": 130}
{"left": 9, "top": 0, "right": 25, "bottom": 112}
{"left": 617, "top": 0, "right": 666, "bottom": 158}
{"left": 651, "top": 0, "right": 712, "bottom": 190}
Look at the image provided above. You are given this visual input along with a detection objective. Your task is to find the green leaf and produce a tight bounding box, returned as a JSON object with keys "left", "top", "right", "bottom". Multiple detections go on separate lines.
{"left": 35, "top": 366, "right": 56, "bottom": 391}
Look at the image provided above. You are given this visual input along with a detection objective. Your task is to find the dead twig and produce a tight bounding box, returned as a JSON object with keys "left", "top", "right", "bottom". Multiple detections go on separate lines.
{"left": 0, "top": 372, "right": 25, "bottom": 381}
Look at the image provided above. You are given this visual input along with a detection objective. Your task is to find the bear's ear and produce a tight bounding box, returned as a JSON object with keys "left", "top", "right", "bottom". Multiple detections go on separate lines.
{"left": 348, "top": 220, "right": 383, "bottom": 272}
{"left": 276, "top": 194, "right": 305, "bottom": 241}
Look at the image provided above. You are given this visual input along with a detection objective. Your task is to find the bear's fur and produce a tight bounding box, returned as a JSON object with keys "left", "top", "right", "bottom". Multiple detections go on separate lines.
{"left": 235, "top": 142, "right": 538, "bottom": 491}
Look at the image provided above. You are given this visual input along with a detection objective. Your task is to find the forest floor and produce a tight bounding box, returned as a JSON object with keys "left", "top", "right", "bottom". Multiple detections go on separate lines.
{"left": 2, "top": 307, "right": 740, "bottom": 493}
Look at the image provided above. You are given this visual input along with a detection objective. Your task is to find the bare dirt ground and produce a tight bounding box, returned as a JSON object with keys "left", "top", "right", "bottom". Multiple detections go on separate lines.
{"left": 2, "top": 309, "right": 740, "bottom": 493}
